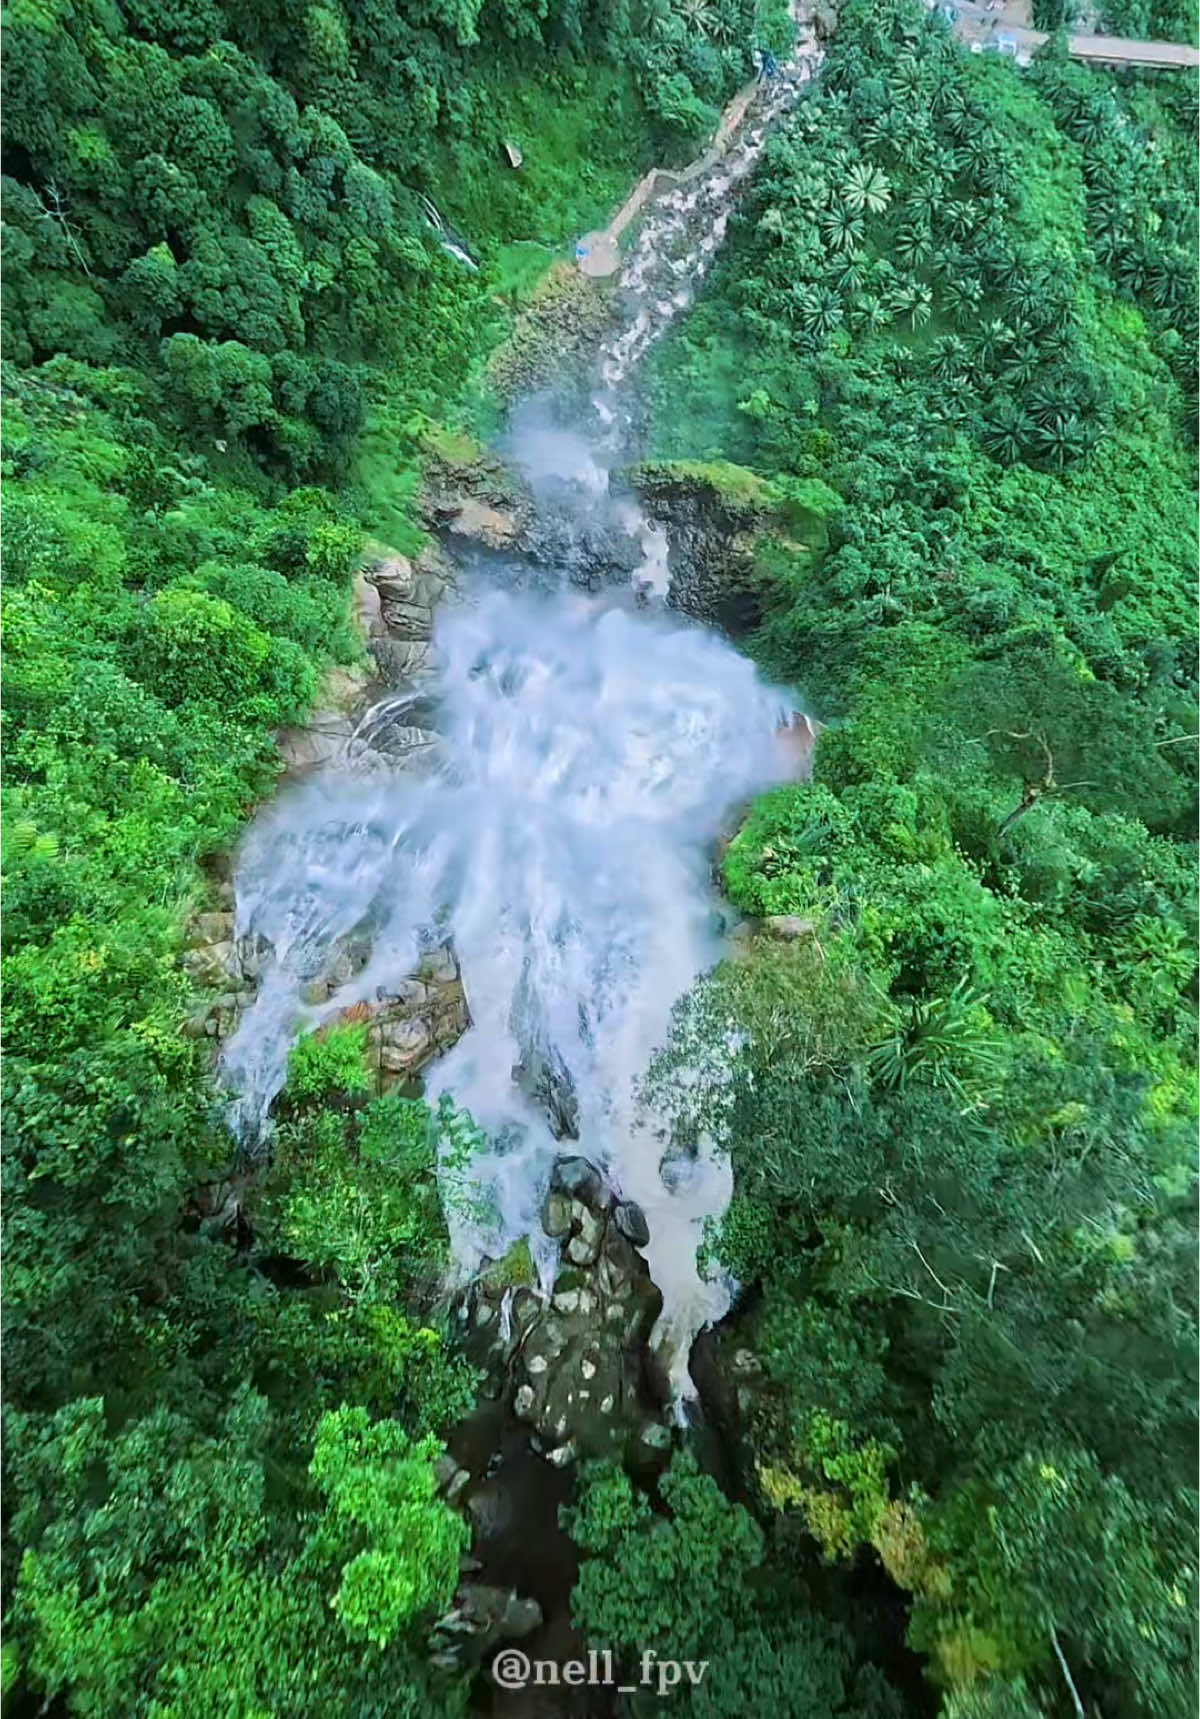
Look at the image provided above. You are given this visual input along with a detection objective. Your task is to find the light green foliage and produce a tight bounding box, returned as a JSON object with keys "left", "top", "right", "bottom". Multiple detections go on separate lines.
{"left": 286, "top": 1024, "right": 371, "bottom": 1104}
{"left": 3, "top": 0, "right": 1196, "bottom": 1712}
{"left": 2, "top": 1, "right": 681, "bottom": 1701}
{"left": 261, "top": 1086, "right": 460, "bottom": 1310}
{"left": 7, "top": 1393, "right": 470, "bottom": 1719}
{"left": 309, "top": 1406, "right": 469, "bottom": 1646}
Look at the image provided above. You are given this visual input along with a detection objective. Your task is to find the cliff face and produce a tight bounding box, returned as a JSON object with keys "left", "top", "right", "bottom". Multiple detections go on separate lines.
{"left": 621, "top": 459, "right": 838, "bottom": 633}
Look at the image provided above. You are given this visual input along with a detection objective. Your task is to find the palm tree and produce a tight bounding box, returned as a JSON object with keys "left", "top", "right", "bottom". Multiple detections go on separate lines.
{"left": 842, "top": 161, "right": 892, "bottom": 217}
{"left": 977, "top": 154, "right": 1016, "bottom": 199}
{"left": 980, "top": 245, "right": 1023, "bottom": 297}
{"left": 1114, "top": 246, "right": 1151, "bottom": 296}
{"left": 936, "top": 83, "right": 971, "bottom": 129}
{"left": 1037, "top": 325, "right": 1074, "bottom": 365}
{"left": 905, "top": 180, "right": 945, "bottom": 229}
{"left": 940, "top": 201, "right": 977, "bottom": 245}
{"left": 861, "top": 117, "right": 900, "bottom": 160}
{"left": 821, "top": 206, "right": 864, "bottom": 252}
{"left": 830, "top": 253, "right": 867, "bottom": 294}
{"left": 1147, "top": 252, "right": 1186, "bottom": 310}
{"left": 893, "top": 224, "right": 933, "bottom": 271}
{"left": 640, "top": 0, "right": 677, "bottom": 37}
{"left": 1004, "top": 270, "right": 1048, "bottom": 323}
{"left": 896, "top": 127, "right": 931, "bottom": 171}
{"left": 707, "top": 0, "right": 738, "bottom": 42}
{"left": 944, "top": 273, "right": 984, "bottom": 327}
{"left": 677, "top": 0, "right": 717, "bottom": 35}
{"left": 1003, "top": 343, "right": 1041, "bottom": 389}
{"left": 890, "top": 279, "right": 933, "bottom": 329}
{"left": 788, "top": 172, "right": 832, "bottom": 214}
{"left": 982, "top": 401, "right": 1030, "bottom": 465}
{"left": 958, "top": 127, "right": 1000, "bottom": 186}
{"left": 1027, "top": 382, "right": 1069, "bottom": 426}
{"left": 972, "top": 318, "right": 1012, "bottom": 368}
{"left": 1068, "top": 101, "right": 1115, "bottom": 147}
{"left": 1033, "top": 412, "right": 1088, "bottom": 469}
{"left": 851, "top": 293, "right": 891, "bottom": 334}
{"left": 931, "top": 334, "right": 970, "bottom": 381}
{"left": 888, "top": 63, "right": 926, "bottom": 107}
{"left": 796, "top": 284, "right": 843, "bottom": 338}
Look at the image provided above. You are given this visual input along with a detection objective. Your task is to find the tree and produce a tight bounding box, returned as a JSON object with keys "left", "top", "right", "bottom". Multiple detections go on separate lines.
{"left": 309, "top": 1406, "right": 469, "bottom": 1647}
{"left": 841, "top": 160, "right": 892, "bottom": 216}
{"left": 7, "top": 1394, "right": 471, "bottom": 1718}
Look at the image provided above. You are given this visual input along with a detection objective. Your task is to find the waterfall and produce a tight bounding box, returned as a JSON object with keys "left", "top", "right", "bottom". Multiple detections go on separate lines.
{"left": 219, "top": 29, "right": 824, "bottom": 1392}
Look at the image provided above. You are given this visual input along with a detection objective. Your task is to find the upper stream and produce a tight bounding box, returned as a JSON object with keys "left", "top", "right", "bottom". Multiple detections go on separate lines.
{"left": 220, "top": 21, "right": 824, "bottom": 1395}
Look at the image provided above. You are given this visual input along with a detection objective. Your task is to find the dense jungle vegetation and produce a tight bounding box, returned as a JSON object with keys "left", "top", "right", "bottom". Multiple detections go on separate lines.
{"left": 2, "top": 0, "right": 1196, "bottom": 1711}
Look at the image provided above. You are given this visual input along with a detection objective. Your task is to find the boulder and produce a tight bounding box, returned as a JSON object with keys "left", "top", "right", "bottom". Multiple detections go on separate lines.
{"left": 564, "top": 1201, "right": 606, "bottom": 1267}
{"left": 428, "top": 1583, "right": 542, "bottom": 1673}
{"left": 541, "top": 1188, "right": 573, "bottom": 1238}
{"left": 551, "top": 1155, "right": 606, "bottom": 1207}
{"left": 513, "top": 1040, "right": 579, "bottom": 1140}
{"left": 613, "top": 1199, "right": 650, "bottom": 1248}
{"left": 379, "top": 1017, "right": 432, "bottom": 1072}
{"left": 191, "top": 910, "right": 235, "bottom": 944}
{"left": 181, "top": 940, "right": 237, "bottom": 987}
{"left": 762, "top": 914, "right": 816, "bottom": 940}
{"left": 444, "top": 497, "right": 523, "bottom": 550}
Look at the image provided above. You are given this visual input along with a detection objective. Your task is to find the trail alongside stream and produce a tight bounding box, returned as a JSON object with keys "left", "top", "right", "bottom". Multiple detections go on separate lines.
{"left": 591, "top": 17, "right": 823, "bottom": 436}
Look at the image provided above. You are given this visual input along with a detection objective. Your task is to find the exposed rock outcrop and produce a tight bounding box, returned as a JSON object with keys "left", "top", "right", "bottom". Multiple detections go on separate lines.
{"left": 623, "top": 459, "right": 839, "bottom": 635}
{"left": 466, "top": 1154, "right": 672, "bottom": 1471}
{"left": 484, "top": 263, "right": 618, "bottom": 403}
{"left": 622, "top": 460, "right": 778, "bottom": 632}
{"left": 360, "top": 539, "right": 458, "bottom": 685}
{"left": 419, "top": 428, "right": 534, "bottom": 552}
{"left": 182, "top": 916, "right": 470, "bottom": 1090}
{"left": 428, "top": 1581, "right": 542, "bottom": 1674}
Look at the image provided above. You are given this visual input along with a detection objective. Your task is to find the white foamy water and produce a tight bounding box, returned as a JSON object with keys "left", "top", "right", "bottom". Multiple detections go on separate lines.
{"left": 222, "top": 32, "right": 826, "bottom": 1387}
{"left": 592, "top": 22, "right": 824, "bottom": 428}
{"left": 222, "top": 584, "right": 800, "bottom": 1377}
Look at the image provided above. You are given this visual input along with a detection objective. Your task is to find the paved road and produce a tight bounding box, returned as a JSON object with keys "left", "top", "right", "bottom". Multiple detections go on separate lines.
{"left": 949, "top": 0, "right": 1200, "bottom": 66}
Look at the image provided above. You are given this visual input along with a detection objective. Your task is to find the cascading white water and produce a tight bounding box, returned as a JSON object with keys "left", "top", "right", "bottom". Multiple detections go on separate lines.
{"left": 222, "top": 574, "right": 802, "bottom": 1382}
{"left": 592, "top": 20, "right": 824, "bottom": 431}
{"left": 221, "top": 31, "right": 825, "bottom": 1392}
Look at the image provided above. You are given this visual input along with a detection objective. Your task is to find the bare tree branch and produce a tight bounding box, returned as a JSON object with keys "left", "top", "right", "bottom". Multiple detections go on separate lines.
{"left": 1051, "top": 1627, "right": 1086, "bottom": 1719}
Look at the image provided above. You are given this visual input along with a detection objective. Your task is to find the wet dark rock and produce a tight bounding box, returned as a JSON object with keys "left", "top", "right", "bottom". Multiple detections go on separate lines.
{"left": 551, "top": 1155, "right": 606, "bottom": 1206}
{"left": 483, "top": 262, "right": 618, "bottom": 402}
{"left": 620, "top": 460, "right": 786, "bottom": 634}
{"left": 435, "top": 1452, "right": 472, "bottom": 1504}
{"left": 513, "top": 1041, "right": 579, "bottom": 1140}
{"left": 613, "top": 1199, "right": 650, "bottom": 1248}
{"left": 564, "top": 1200, "right": 605, "bottom": 1266}
{"left": 523, "top": 511, "right": 644, "bottom": 590}
{"left": 428, "top": 1582, "right": 543, "bottom": 1672}
{"left": 541, "top": 1188, "right": 573, "bottom": 1238}
{"left": 418, "top": 430, "right": 534, "bottom": 554}
{"left": 659, "top": 1141, "right": 700, "bottom": 1195}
